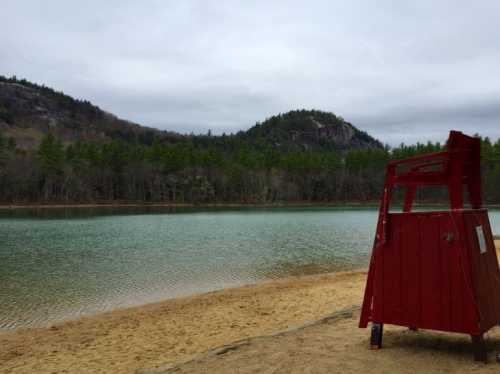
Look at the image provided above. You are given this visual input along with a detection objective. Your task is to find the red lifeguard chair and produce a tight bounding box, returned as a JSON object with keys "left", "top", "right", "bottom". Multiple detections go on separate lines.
{"left": 359, "top": 131, "right": 500, "bottom": 361}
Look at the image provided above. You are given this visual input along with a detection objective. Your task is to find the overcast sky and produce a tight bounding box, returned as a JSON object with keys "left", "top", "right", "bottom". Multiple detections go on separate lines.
{"left": 2, "top": 1, "right": 500, "bottom": 145}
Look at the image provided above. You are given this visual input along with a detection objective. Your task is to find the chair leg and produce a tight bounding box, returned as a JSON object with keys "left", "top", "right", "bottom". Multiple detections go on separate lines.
{"left": 370, "top": 323, "right": 383, "bottom": 349}
{"left": 471, "top": 335, "right": 487, "bottom": 363}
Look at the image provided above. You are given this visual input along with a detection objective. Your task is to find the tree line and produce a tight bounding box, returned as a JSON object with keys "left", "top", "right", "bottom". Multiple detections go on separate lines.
{"left": 0, "top": 131, "right": 499, "bottom": 205}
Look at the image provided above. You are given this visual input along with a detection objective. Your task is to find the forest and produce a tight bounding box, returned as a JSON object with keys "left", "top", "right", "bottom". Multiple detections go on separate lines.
{"left": 1, "top": 130, "right": 499, "bottom": 205}
{"left": 0, "top": 76, "right": 499, "bottom": 205}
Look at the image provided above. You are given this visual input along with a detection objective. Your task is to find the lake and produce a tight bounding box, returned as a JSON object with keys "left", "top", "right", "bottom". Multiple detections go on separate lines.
{"left": 1, "top": 207, "right": 499, "bottom": 330}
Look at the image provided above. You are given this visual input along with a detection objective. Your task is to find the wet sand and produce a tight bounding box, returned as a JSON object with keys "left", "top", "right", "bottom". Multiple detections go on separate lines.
{"left": 0, "top": 243, "right": 499, "bottom": 374}
{"left": 0, "top": 270, "right": 367, "bottom": 374}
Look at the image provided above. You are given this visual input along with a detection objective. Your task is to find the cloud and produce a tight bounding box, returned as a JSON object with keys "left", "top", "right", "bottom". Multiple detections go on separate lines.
{"left": 1, "top": 0, "right": 500, "bottom": 144}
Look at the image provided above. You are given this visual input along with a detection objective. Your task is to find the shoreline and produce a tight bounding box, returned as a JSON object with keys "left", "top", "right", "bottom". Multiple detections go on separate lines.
{"left": 2, "top": 202, "right": 500, "bottom": 210}
{"left": 0, "top": 268, "right": 368, "bottom": 374}
{"left": 1, "top": 268, "right": 366, "bottom": 332}
{"left": 1, "top": 242, "right": 499, "bottom": 373}
{"left": 0, "top": 202, "right": 380, "bottom": 210}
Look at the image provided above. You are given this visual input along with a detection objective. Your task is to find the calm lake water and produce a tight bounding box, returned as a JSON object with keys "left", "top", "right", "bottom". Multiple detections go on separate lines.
{"left": 1, "top": 207, "right": 499, "bottom": 330}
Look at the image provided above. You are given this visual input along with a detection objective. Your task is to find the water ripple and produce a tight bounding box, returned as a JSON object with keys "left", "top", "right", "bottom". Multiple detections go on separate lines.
{"left": 1, "top": 207, "right": 499, "bottom": 330}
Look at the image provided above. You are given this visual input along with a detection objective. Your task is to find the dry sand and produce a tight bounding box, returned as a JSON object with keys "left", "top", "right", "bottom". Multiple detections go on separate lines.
{"left": 0, "top": 243, "right": 499, "bottom": 374}
{"left": 138, "top": 308, "right": 500, "bottom": 374}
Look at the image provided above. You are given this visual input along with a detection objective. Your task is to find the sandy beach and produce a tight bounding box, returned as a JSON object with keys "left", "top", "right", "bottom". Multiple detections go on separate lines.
{"left": 0, "top": 242, "right": 499, "bottom": 374}
{"left": 138, "top": 306, "right": 500, "bottom": 374}
{"left": 0, "top": 270, "right": 367, "bottom": 373}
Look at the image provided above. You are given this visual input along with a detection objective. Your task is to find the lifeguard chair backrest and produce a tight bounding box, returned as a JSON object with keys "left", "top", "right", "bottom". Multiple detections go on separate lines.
{"left": 375, "top": 131, "right": 481, "bottom": 246}
{"left": 446, "top": 131, "right": 482, "bottom": 209}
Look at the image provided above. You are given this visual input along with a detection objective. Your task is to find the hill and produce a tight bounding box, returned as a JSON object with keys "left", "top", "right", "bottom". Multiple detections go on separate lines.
{"left": 0, "top": 76, "right": 182, "bottom": 149}
{"left": 0, "top": 76, "right": 381, "bottom": 152}
{"left": 240, "top": 110, "right": 382, "bottom": 151}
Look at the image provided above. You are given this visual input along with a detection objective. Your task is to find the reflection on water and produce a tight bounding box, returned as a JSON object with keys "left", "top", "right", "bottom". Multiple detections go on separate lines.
{"left": 0, "top": 206, "right": 499, "bottom": 330}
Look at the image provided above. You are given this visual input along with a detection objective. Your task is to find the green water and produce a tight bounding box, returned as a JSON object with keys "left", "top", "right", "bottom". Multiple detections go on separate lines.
{"left": 1, "top": 207, "right": 499, "bottom": 330}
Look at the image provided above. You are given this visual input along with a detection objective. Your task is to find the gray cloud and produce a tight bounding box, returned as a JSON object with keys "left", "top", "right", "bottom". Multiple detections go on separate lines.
{"left": 2, "top": 0, "right": 500, "bottom": 144}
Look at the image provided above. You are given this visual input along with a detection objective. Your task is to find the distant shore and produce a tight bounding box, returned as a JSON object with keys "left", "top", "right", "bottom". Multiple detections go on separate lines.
{"left": 2, "top": 201, "right": 500, "bottom": 210}
{"left": 0, "top": 201, "right": 380, "bottom": 210}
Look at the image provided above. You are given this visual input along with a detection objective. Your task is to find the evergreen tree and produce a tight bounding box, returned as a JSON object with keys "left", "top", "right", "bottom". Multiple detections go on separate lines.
{"left": 38, "top": 134, "right": 65, "bottom": 174}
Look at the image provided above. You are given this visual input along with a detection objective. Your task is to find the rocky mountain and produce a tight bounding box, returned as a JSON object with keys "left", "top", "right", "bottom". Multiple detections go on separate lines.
{"left": 0, "top": 76, "right": 382, "bottom": 151}
{"left": 240, "top": 110, "right": 382, "bottom": 151}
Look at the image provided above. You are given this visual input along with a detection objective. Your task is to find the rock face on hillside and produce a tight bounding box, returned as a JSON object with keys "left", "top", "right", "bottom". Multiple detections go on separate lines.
{"left": 241, "top": 110, "right": 382, "bottom": 151}
{"left": 0, "top": 78, "right": 167, "bottom": 149}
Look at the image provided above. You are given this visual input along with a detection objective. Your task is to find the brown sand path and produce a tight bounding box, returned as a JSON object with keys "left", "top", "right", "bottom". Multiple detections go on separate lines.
{"left": 138, "top": 308, "right": 500, "bottom": 374}
{"left": 0, "top": 243, "right": 499, "bottom": 374}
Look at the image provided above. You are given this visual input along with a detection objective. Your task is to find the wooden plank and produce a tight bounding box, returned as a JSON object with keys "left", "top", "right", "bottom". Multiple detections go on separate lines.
{"left": 400, "top": 215, "right": 420, "bottom": 327}
{"left": 419, "top": 214, "right": 441, "bottom": 330}
{"left": 481, "top": 214, "right": 500, "bottom": 326}
{"left": 382, "top": 215, "right": 402, "bottom": 325}
{"left": 457, "top": 212, "right": 480, "bottom": 334}
{"left": 448, "top": 212, "right": 465, "bottom": 332}
{"left": 372, "top": 242, "right": 385, "bottom": 322}
{"left": 466, "top": 211, "right": 499, "bottom": 332}
{"left": 438, "top": 214, "right": 452, "bottom": 331}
